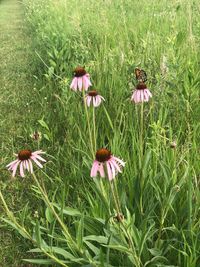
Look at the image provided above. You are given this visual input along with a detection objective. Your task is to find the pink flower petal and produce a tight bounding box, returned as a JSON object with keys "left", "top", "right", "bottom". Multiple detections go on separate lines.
{"left": 25, "top": 160, "right": 29, "bottom": 171}
{"left": 78, "top": 77, "right": 83, "bottom": 91}
{"left": 34, "top": 154, "right": 46, "bottom": 162}
{"left": 90, "top": 161, "right": 99, "bottom": 177}
{"left": 88, "top": 80, "right": 92, "bottom": 86}
{"left": 23, "top": 161, "right": 26, "bottom": 170}
{"left": 95, "top": 96, "right": 101, "bottom": 107}
{"left": 131, "top": 91, "right": 136, "bottom": 102}
{"left": 20, "top": 162, "right": 25, "bottom": 177}
{"left": 110, "top": 158, "right": 121, "bottom": 173}
{"left": 70, "top": 77, "right": 78, "bottom": 90}
{"left": 145, "top": 89, "right": 152, "bottom": 97}
{"left": 100, "top": 96, "right": 105, "bottom": 101}
{"left": 86, "top": 74, "right": 92, "bottom": 87}
{"left": 12, "top": 161, "right": 20, "bottom": 177}
{"left": 93, "top": 96, "right": 96, "bottom": 107}
{"left": 143, "top": 90, "right": 149, "bottom": 102}
{"left": 140, "top": 90, "right": 144, "bottom": 102}
{"left": 8, "top": 160, "right": 19, "bottom": 171}
{"left": 86, "top": 96, "right": 92, "bottom": 107}
{"left": 136, "top": 90, "right": 141, "bottom": 103}
{"left": 106, "top": 161, "right": 113, "bottom": 181}
{"left": 109, "top": 161, "right": 116, "bottom": 178}
{"left": 31, "top": 156, "right": 43, "bottom": 168}
{"left": 29, "top": 159, "right": 33, "bottom": 173}
{"left": 6, "top": 159, "right": 18, "bottom": 168}
{"left": 83, "top": 76, "right": 89, "bottom": 90}
{"left": 32, "top": 150, "right": 45, "bottom": 155}
{"left": 112, "top": 156, "right": 125, "bottom": 167}
{"left": 98, "top": 164, "right": 105, "bottom": 177}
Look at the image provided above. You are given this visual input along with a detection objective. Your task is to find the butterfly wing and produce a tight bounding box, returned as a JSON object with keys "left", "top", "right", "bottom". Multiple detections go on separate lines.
{"left": 135, "top": 68, "right": 147, "bottom": 83}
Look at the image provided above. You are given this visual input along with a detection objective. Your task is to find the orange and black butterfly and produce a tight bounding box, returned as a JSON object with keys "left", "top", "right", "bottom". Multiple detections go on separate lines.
{"left": 135, "top": 68, "right": 147, "bottom": 83}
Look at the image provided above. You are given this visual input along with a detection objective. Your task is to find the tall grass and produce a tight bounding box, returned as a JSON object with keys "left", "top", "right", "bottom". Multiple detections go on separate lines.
{"left": 1, "top": 0, "right": 200, "bottom": 266}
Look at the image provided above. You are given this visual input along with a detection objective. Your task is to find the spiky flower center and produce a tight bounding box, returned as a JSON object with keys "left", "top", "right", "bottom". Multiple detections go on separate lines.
{"left": 88, "top": 90, "right": 98, "bottom": 97}
{"left": 74, "top": 67, "right": 86, "bottom": 77}
{"left": 18, "top": 150, "right": 32, "bottom": 160}
{"left": 95, "top": 148, "right": 111, "bottom": 162}
{"left": 136, "top": 82, "right": 147, "bottom": 90}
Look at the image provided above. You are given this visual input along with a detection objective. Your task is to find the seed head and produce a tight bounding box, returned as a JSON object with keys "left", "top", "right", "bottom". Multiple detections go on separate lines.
{"left": 18, "top": 150, "right": 32, "bottom": 160}
{"left": 88, "top": 90, "right": 98, "bottom": 97}
{"left": 73, "top": 66, "right": 86, "bottom": 77}
{"left": 95, "top": 148, "right": 111, "bottom": 162}
{"left": 136, "top": 82, "right": 147, "bottom": 90}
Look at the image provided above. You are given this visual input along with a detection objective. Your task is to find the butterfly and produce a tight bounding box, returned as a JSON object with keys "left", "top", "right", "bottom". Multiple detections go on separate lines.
{"left": 135, "top": 68, "right": 147, "bottom": 83}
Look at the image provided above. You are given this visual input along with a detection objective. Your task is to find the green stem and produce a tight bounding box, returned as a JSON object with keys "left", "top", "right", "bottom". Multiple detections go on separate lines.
{"left": 109, "top": 182, "right": 141, "bottom": 267}
{"left": 32, "top": 173, "right": 78, "bottom": 255}
{"left": 82, "top": 90, "right": 95, "bottom": 158}
{"left": 0, "top": 190, "right": 69, "bottom": 267}
{"left": 92, "top": 106, "right": 97, "bottom": 152}
{"left": 139, "top": 102, "right": 144, "bottom": 215}
{"left": 157, "top": 209, "right": 164, "bottom": 248}
{"left": 109, "top": 181, "right": 121, "bottom": 216}
{"left": 113, "top": 179, "right": 122, "bottom": 214}
{"left": 188, "top": 171, "right": 192, "bottom": 231}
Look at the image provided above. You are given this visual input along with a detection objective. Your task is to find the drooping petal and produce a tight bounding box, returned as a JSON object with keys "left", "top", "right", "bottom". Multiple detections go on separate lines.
{"left": 34, "top": 154, "right": 46, "bottom": 162}
{"left": 145, "top": 89, "right": 152, "bottom": 97}
{"left": 78, "top": 77, "right": 83, "bottom": 91}
{"left": 31, "top": 156, "right": 43, "bottom": 168}
{"left": 95, "top": 96, "right": 101, "bottom": 107}
{"left": 83, "top": 75, "right": 89, "bottom": 90}
{"left": 100, "top": 95, "right": 105, "bottom": 102}
{"left": 70, "top": 77, "right": 78, "bottom": 90}
{"left": 25, "top": 160, "right": 30, "bottom": 171}
{"left": 12, "top": 161, "right": 20, "bottom": 177}
{"left": 140, "top": 90, "right": 144, "bottom": 102}
{"left": 110, "top": 158, "right": 121, "bottom": 173}
{"left": 86, "top": 96, "right": 92, "bottom": 107}
{"left": 90, "top": 160, "right": 99, "bottom": 177}
{"left": 86, "top": 74, "right": 92, "bottom": 87}
{"left": 133, "top": 90, "right": 138, "bottom": 103}
{"left": 131, "top": 91, "right": 136, "bottom": 102}
{"left": 8, "top": 160, "right": 19, "bottom": 171}
{"left": 112, "top": 156, "right": 125, "bottom": 167}
{"left": 6, "top": 159, "right": 19, "bottom": 168}
{"left": 20, "top": 162, "right": 25, "bottom": 177}
{"left": 98, "top": 163, "right": 105, "bottom": 177}
{"left": 143, "top": 90, "right": 149, "bottom": 102}
{"left": 106, "top": 161, "right": 113, "bottom": 181}
{"left": 109, "top": 161, "right": 116, "bottom": 179}
{"left": 93, "top": 96, "right": 97, "bottom": 107}
{"left": 23, "top": 161, "right": 27, "bottom": 170}
{"left": 136, "top": 90, "right": 141, "bottom": 103}
{"left": 32, "top": 150, "right": 45, "bottom": 155}
{"left": 29, "top": 159, "right": 33, "bottom": 174}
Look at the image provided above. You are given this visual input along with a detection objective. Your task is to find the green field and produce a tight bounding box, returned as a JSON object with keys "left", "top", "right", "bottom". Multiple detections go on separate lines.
{"left": 0, "top": 0, "right": 200, "bottom": 266}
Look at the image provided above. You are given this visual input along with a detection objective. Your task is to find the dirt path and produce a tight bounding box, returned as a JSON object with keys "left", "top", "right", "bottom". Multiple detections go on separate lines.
{"left": 0, "top": 0, "right": 34, "bottom": 265}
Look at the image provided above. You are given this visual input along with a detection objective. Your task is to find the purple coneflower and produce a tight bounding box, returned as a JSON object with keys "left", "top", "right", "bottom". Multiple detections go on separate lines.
{"left": 131, "top": 82, "right": 152, "bottom": 103}
{"left": 90, "top": 148, "right": 125, "bottom": 180}
{"left": 85, "top": 90, "right": 105, "bottom": 107}
{"left": 70, "top": 66, "right": 92, "bottom": 91}
{"left": 6, "top": 149, "right": 46, "bottom": 177}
